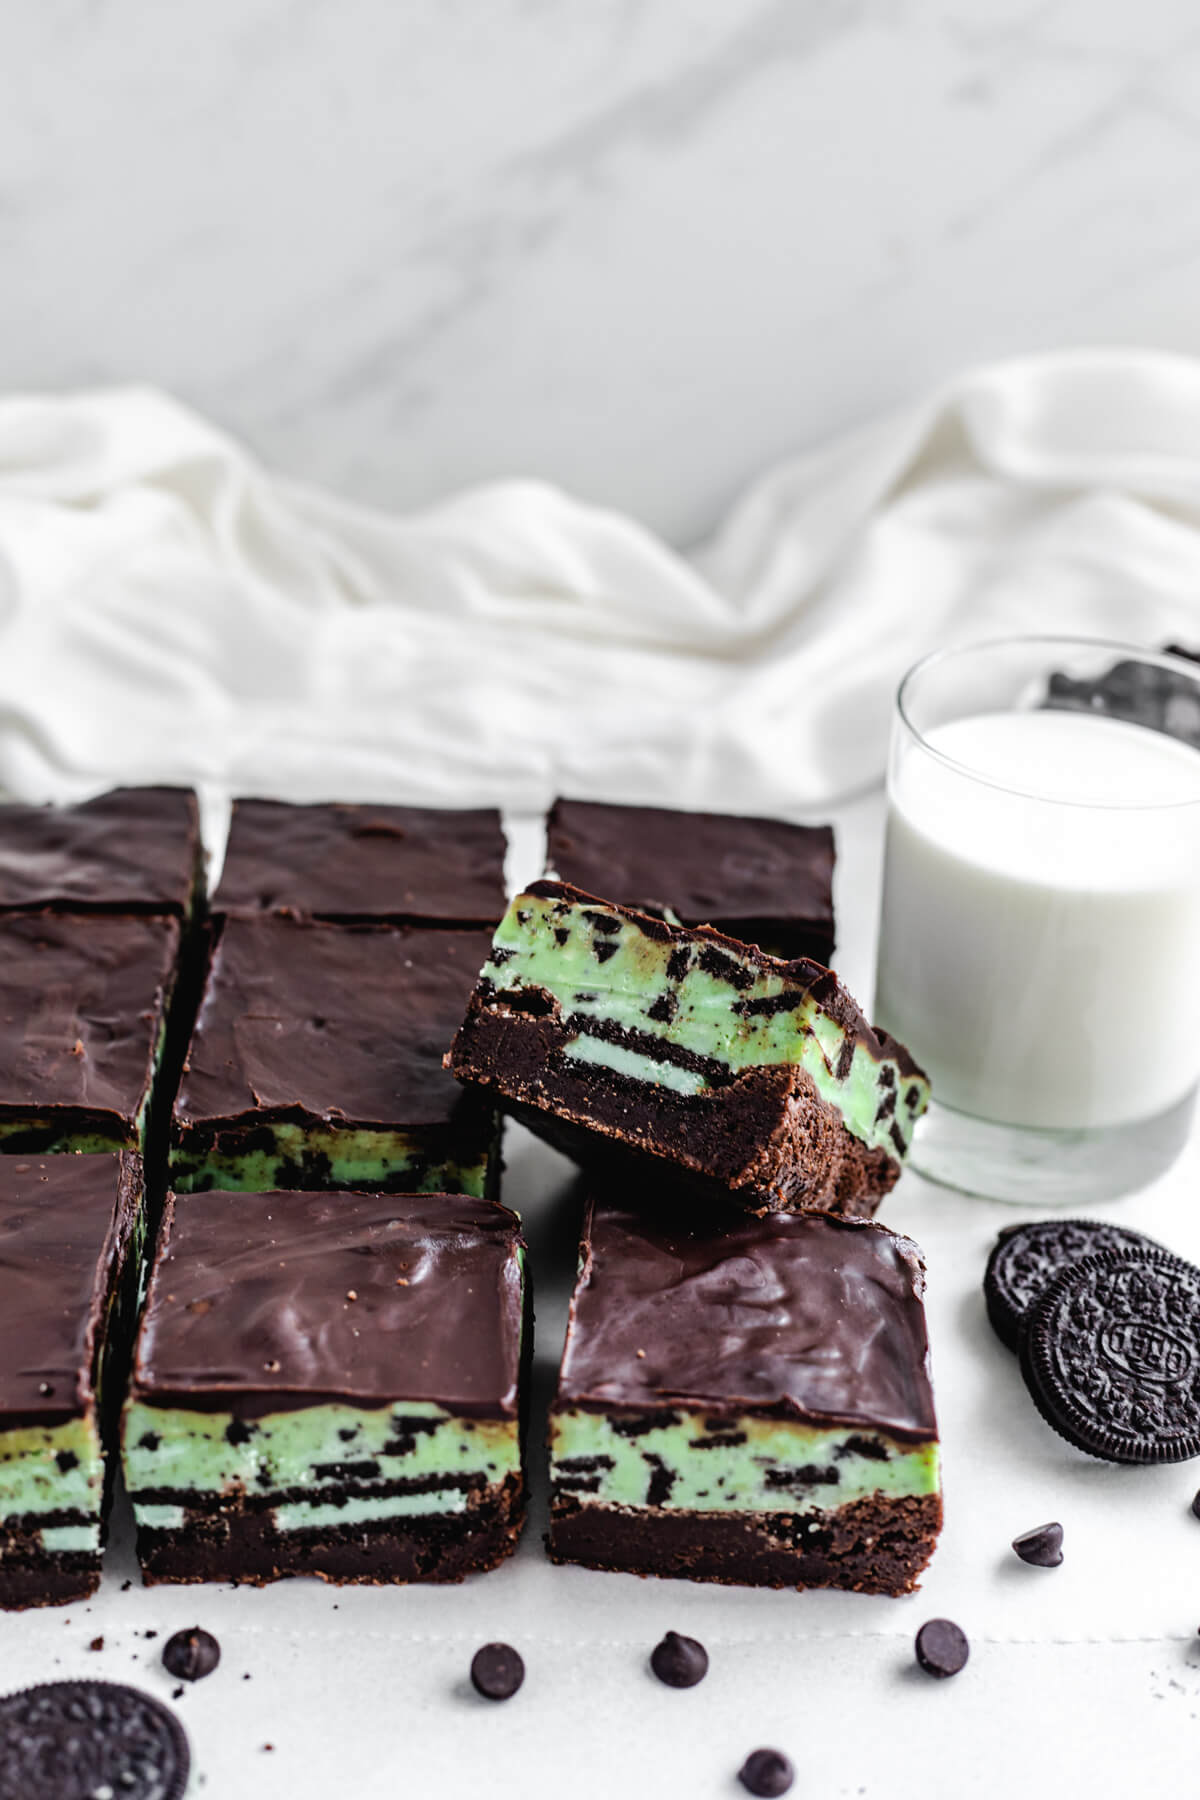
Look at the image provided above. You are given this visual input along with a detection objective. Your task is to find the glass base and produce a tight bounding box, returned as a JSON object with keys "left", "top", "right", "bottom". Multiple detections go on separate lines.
{"left": 909, "top": 1087, "right": 1197, "bottom": 1205}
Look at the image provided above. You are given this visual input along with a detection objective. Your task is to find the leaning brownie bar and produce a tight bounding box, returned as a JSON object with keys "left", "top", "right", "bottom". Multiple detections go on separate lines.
{"left": 172, "top": 917, "right": 496, "bottom": 1194}
{"left": 547, "top": 798, "right": 835, "bottom": 964}
{"left": 0, "top": 913, "right": 180, "bottom": 1154}
{"left": 447, "top": 882, "right": 927, "bottom": 1216}
{"left": 123, "top": 1189, "right": 527, "bottom": 1586}
{"left": 548, "top": 1197, "right": 942, "bottom": 1594}
{"left": 0, "top": 1154, "right": 145, "bottom": 1607}
{"left": 212, "top": 798, "right": 507, "bottom": 925}
{"left": 0, "top": 788, "right": 202, "bottom": 918}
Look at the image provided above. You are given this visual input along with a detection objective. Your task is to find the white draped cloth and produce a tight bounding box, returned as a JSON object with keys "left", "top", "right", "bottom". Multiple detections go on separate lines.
{"left": 1, "top": 348, "right": 1198, "bottom": 813}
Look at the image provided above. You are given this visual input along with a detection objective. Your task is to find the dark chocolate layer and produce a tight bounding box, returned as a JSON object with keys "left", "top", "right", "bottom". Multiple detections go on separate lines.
{"left": 0, "top": 788, "right": 200, "bottom": 916}
{"left": 547, "top": 1491, "right": 941, "bottom": 1595}
{"left": 0, "top": 913, "right": 179, "bottom": 1127}
{"left": 213, "top": 798, "right": 506, "bottom": 924}
{"left": 175, "top": 917, "right": 492, "bottom": 1129}
{"left": 558, "top": 1200, "right": 937, "bottom": 1440}
{"left": 131, "top": 1189, "right": 525, "bottom": 1416}
{"left": 449, "top": 1001, "right": 899, "bottom": 1216}
{"left": 137, "top": 1478, "right": 524, "bottom": 1586}
{"left": 547, "top": 798, "right": 835, "bottom": 962}
{"left": 0, "top": 1154, "right": 141, "bottom": 1426}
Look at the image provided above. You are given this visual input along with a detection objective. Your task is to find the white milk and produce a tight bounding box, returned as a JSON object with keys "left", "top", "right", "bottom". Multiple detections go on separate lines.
{"left": 874, "top": 709, "right": 1200, "bottom": 1130}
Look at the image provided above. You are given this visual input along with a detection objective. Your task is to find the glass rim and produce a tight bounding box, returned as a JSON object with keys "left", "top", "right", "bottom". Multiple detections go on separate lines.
{"left": 895, "top": 633, "right": 1200, "bottom": 812}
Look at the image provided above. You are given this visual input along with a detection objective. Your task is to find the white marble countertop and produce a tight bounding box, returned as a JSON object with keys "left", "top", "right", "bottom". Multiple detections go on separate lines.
{"left": 3, "top": 0, "right": 1200, "bottom": 543}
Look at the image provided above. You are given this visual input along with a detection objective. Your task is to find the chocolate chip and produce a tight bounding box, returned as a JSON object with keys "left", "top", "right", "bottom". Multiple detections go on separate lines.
{"left": 649, "top": 1631, "right": 708, "bottom": 1688}
{"left": 915, "top": 1618, "right": 969, "bottom": 1678}
{"left": 469, "top": 1642, "right": 524, "bottom": 1701}
{"left": 162, "top": 1628, "right": 221, "bottom": 1683}
{"left": 1191, "top": 1489, "right": 1200, "bottom": 1521}
{"left": 87, "top": 1636, "right": 104, "bottom": 1652}
{"left": 1012, "top": 1522, "right": 1063, "bottom": 1567}
{"left": 738, "top": 1747, "right": 795, "bottom": 1795}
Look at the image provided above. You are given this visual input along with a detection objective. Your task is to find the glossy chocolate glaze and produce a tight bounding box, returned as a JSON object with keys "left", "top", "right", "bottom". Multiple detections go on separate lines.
{"left": 175, "top": 917, "right": 492, "bottom": 1128}
{"left": 132, "top": 1189, "right": 525, "bottom": 1417}
{"left": 0, "top": 788, "right": 200, "bottom": 915}
{"left": 212, "top": 799, "right": 507, "bottom": 923}
{"left": 547, "top": 799, "right": 834, "bottom": 951}
{"left": 0, "top": 913, "right": 179, "bottom": 1119}
{"left": 557, "top": 1199, "right": 937, "bottom": 1442}
{"left": 0, "top": 1154, "right": 140, "bottom": 1425}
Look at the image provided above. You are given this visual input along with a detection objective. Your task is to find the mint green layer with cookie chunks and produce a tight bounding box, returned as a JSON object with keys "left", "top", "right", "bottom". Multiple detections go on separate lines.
{"left": 122, "top": 1398, "right": 520, "bottom": 1534}
{"left": 550, "top": 1409, "right": 939, "bottom": 1513}
{"left": 170, "top": 1122, "right": 493, "bottom": 1198}
{"left": 0, "top": 1416, "right": 106, "bottom": 1556}
{"left": 482, "top": 890, "right": 928, "bottom": 1157}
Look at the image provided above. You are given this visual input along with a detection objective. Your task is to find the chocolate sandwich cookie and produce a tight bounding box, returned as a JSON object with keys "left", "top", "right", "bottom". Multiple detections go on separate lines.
{"left": 1046, "top": 646, "right": 1200, "bottom": 748}
{"left": 1020, "top": 1248, "right": 1200, "bottom": 1464}
{"left": 0, "top": 1679, "right": 188, "bottom": 1800}
{"left": 984, "top": 1219, "right": 1159, "bottom": 1351}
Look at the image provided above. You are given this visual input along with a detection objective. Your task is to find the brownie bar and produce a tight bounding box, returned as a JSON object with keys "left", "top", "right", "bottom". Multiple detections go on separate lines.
{"left": 0, "top": 1154, "right": 145, "bottom": 1607}
{"left": 212, "top": 798, "right": 507, "bottom": 925}
{"left": 547, "top": 798, "right": 835, "bottom": 964}
{"left": 123, "top": 1189, "right": 527, "bottom": 1586}
{"left": 447, "top": 882, "right": 927, "bottom": 1216}
{"left": 172, "top": 917, "right": 496, "bottom": 1194}
{"left": 0, "top": 788, "right": 202, "bottom": 918}
{"left": 0, "top": 913, "right": 181, "bottom": 1154}
{"left": 547, "top": 1197, "right": 942, "bottom": 1594}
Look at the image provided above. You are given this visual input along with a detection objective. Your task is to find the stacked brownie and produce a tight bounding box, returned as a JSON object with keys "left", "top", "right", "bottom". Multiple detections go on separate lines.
{"left": 447, "top": 797, "right": 942, "bottom": 1596}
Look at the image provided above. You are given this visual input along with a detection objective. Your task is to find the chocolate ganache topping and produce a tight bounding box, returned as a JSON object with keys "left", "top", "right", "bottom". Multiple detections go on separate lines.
{"left": 558, "top": 1200, "right": 937, "bottom": 1441}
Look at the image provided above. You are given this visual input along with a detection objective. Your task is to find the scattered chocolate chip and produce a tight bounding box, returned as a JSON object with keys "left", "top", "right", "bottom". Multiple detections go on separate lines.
{"left": 1012, "top": 1522, "right": 1063, "bottom": 1567}
{"left": 915, "top": 1618, "right": 970, "bottom": 1678}
{"left": 984, "top": 1219, "right": 1159, "bottom": 1351}
{"left": 1191, "top": 1489, "right": 1200, "bottom": 1520}
{"left": 120, "top": 1580, "right": 132, "bottom": 1592}
{"left": 0, "top": 1680, "right": 189, "bottom": 1800}
{"left": 649, "top": 1630, "right": 708, "bottom": 1688}
{"left": 162, "top": 1628, "right": 221, "bottom": 1683}
{"left": 88, "top": 1636, "right": 104, "bottom": 1652}
{"left": 738, "top": 1747, "right": 795, "bottom": 1795}
{"left": 1020, "top": 1249, "right": 1200, "bottom": 1463}
{"left": 469, "top": 1642, "right": 525, "bottom": 1701}
{"left": 172, "top": 1686, "right": 184, "bottom": 1700}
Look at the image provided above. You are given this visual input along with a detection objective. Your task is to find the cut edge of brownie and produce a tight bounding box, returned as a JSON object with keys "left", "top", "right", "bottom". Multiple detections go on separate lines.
{"left": 545, "top": 1491, "right": 943, "bottom": 1596}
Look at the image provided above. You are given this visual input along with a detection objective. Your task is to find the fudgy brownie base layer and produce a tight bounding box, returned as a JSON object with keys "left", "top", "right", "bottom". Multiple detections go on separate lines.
{"left": 547, "top": 1492, "right": 942, "bottom": 1595}
{"left": 0, "top": 1543, "right": 100, "bottom": 1610}
{"left": 136, "top": 1478, "right": 525, "bottom": 1587}
{"left": 453, "top": 1003, "right": 895, "bottom": 1216}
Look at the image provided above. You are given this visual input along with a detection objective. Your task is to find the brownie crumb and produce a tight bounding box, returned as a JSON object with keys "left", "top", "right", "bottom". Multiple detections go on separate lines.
{"left": 88, "top": 1636, "right": 104, "bottom": 1652}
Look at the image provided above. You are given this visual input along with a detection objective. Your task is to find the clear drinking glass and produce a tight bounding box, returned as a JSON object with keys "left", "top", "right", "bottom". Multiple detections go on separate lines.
{"left": 873, "top": 637, "right": 1200, "bottom": 1204}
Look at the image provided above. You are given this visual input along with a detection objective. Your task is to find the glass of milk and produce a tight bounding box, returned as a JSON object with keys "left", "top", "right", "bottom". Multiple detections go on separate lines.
{"left": 873, "top": 637, "right": 1200, "bottom": 1203}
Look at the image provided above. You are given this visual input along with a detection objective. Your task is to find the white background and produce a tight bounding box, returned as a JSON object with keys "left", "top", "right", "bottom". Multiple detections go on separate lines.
{"left": 3, "top": 0, "right": 1200, "bottom": 545}
{"left": 3, "top": 4, "right": 1200, "bottom": 1794}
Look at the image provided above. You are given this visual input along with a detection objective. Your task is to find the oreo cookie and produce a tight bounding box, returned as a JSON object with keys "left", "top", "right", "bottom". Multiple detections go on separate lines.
{"left": 1020, "top": 1248, "right": 1200, "bottom": 1464}
{"left": 984, "top": 1219, "right": 1158, "bottom": 1351}
{"left": 0, "top": 1679, "right": 189, "bottom": 1800}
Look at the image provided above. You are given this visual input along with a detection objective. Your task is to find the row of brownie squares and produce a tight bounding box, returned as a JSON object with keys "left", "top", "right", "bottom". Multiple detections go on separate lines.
{"left": 0, "top": 1154, "right": 940, "bottom": 1608}
{"left": 0, "top": 787, "right": 836, "bottom": 1184}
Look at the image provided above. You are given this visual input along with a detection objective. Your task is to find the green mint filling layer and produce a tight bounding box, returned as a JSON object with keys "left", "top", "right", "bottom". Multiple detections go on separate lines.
{"left": 170, "top": 1124, "right": 490, "bottom": 1197}
{"left": 485, "top": 893, "right": 928, "bottom": 1156}
{"left": 123, "top": 1397, "right": 519, "bottom": 1529}
{"left": 0, "top": 1417, "right": 105, "bottom": 1524}
{"left": 550, "top": 1410, "right": 939, "bottom": 1512}
{"left": 39, "top": 1523, "right": 101, "bottom": 1553}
